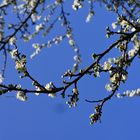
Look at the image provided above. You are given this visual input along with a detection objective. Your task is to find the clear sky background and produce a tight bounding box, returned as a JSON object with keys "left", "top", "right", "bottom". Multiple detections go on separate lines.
{"left": 0, "top": 1, "right": 140, "bottom": 140}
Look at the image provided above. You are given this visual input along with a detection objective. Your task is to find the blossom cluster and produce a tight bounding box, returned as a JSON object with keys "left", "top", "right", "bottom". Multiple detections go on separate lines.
{"left": 66, "top": 88, "right": 79, "bottom": 108}
{"left": 89, "top": 105, "right": 101, "bottom": 124}
{"left": 45, "top": 82, "right": 57, "bottom": 98}
{"left": 117, "top": 88, "right": 140, "bottom": 98}
{"left": 30, "top": 35, "right": 64, "bottom": 58}
{"left": 86, "top": 0, "right": 94, "bottom": 23}
{"left": 16, "top": 90, "right": 27, "bottom": 101}
{"left": 72, "top": 0, "right": 84, "bottom": 10}
{"left": 14, "top": 84, "right": 27, "bottom": 101}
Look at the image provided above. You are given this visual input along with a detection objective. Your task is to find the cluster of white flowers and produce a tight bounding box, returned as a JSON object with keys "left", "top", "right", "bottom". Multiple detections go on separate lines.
{"left": 117, "top": 88, "right": 140, "bottom": 98}
{"left": 51, "top": 35, "right": 63, "bottom": 45}
{"left": 66, "top": 99, "right": 77, "bottom": 108}
{"left": 32, "top": 43, "right": 42, "bottom": 49}
{"left": 128, "top": 39, "right": 140, "bottom": 58}
{"left": 30, "top": 43, "right": 42, "bottom": 58}
{"left": 45, "top": 82, "right": 53, "bottom": 91}
{"left": 110, "top": 73, "right": 119, "bottom": 83}
{"left": 16, "top": 91, "right": 27, "bottom": 101}
{"left": 110, "top": 73, "right": 127, "bottom": 83}
{"left": 103, "top": 57, "right": 127, "bottom": 70}
{"left": 120, "top": 20, "right": 128, "bottom": 28}
{"left": 103, "top": 61, "right": 112, "bottom": 70}
{"left": 31, "top": 35, "right": 64, "bottom": 58}
{"left": 13, "top": 3, "right": 25, "bottom": 14}
{"left": 9, "top": 37, "right": 16, "bottom": 45}
{"left": 111, "top": 16, "right": 140, "bottom": 36}
{"left": 103, "top": 56, "right": 128, "bottom": 92}
{"left": 92, "top": 64, "right": 101, "bottom": 77}
{"left": 66, "top": 28, "right": 72, "bottom": 38}
{"left": 66, "top": 28, "right": 76, "bottom": 47}
{"left": 73, "top": 48, "right": 81, "bottom": 72}
{"left": 45, "top": 82, "right": 56, "bottom": 98}
{"left": 10, "top": 48, "right": 27, "bottom": 74}
{"left": 66, "top": 27, "right": 81, "bottom": 72}
{"left": 15, "top": 84, "right": 27, "bottom": 101}
{"left": 69, "top": 39, "right": 75, "bottom": 46}
{"left": 89, "top": 105, "right": 101, "bottom": 124}
{"left": 112, "top": 18, "right": 137, "bottom": 33}
{"left": 10, "top": 49, "right": 18, "bottom": 59}
{"left": 31, "top": 13, "right": 41, "bottom": 23}
{"left": 29, "top": 0, "right": 38, "bottom": 9}
{"left": 105, "top": 83, "right": 115, "bottom": 92}
{"left": 15, "top": 56, "right": 26, "bottom": 72}
{"left": 72, "top": 0, "right": 84, "bottom": 10}
{"left": 72, "top": 88, "right": 78, "bottom": 94}
{"left": 34, "top": 86, "right": 43, "bottom": 96}
{"left": 48, "top": 93, "right": 56, "bottom": 98}
{"left": 66, "top": 88, "right": 79, "bottom": 108}
{"left": 35, "top": 23, "right": 44, "bottom": 32}
{"left": 22, "top": 34, "right": 32, "bottom": 42}
{"left": 73, "top": 54, "right": 80, "bottom": 62}
{"left": 103, "top": 57, "right": 119, "bottom": 71}
{"left": 105, "top": 72, "right": 127, "bottom": 92}
{"left": 112, "top": 22, "right": 117, "bottom": 29}
{"left": 10, "top": 0, "right": 60, "bottom": 45}
{"left": 128, "top": 49, "right": 136, "bottom": 57}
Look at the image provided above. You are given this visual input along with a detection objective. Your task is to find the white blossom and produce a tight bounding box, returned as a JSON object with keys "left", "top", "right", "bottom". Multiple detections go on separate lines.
{"left": 35, "top": 23, "right": 44, "bottom": 32}
{"left": 134, "top": 40, "right": 140, "bottom": 51}
{"left": 103, "top": 61, "right": 112, "bottom": 70}
{"left": 117, "top": 88, "right": 140, "bottom": 98}
{"left": 15, "top": 57, "right": 26, "bottom": 72}
{"left": 45, "top": 82, "right": 53, "bottom": 91}
{"left": 66, "top": 32, "right": 72, "bottom": 38}
{"left": 72, "top": 88, "right": 78, "bottom": 94}
{"left": 121, "top": 74, "right": 127, "bottom": 81}
{"left": 112, "top": 22, "right": 117, "bottom": 29}
{"left": 9, "top": 37, "right": 16, "bottom": 45}
{"left": 120, "top": 20, "right": 128, "bottom": 27}
{"left": 110, "top": 73, "right": 119, "bottom": 83}
{"left": 131, "top": 27, "right": 136, "bottom": 32}
{"left": 35, "top": 86, "right": 42, "bottom": 96}
{"left": 16, "top": 91, "right": 27, "bottom": 101}
{"left": 72, "top": 0, "right": 83, "bottom": 10}
{"left": 69, "top": 39, "right": 75, "bottom": 46}
{"left": 30, "top": 43, "right": 41, "bottom": 58}
{"left": 23, "top": 34, "right": 32, "bottom": 42}
{"left": 10, "top": 49, "right": 18, "bottom": 59}
{"left": 29, "top": 0, "right": 37, "bottom": 8}
{"left": 31, "top": 13, "right": 41, "bottom": 22}
{"left": 48, "top": 93, "right": 56, "bottom": 98}
{"left": 53, "top": 36, "right": 63, "bottom": 44}
{"left": 105, "top": 84, "right": 114, "bottom": 92}
{"left": 45, "top": 82, "right": 57, "bottom": 98}
{"left": 128, "top": 49, "right": 136, "bottom": 57}
{"left": 108, "top": 57, "right": 116, "bottom": 63}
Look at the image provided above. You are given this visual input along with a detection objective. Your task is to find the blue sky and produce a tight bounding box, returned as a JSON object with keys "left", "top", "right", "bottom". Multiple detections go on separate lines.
{"left": 0, "top": 2, "right": 140, "bottom": 140}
